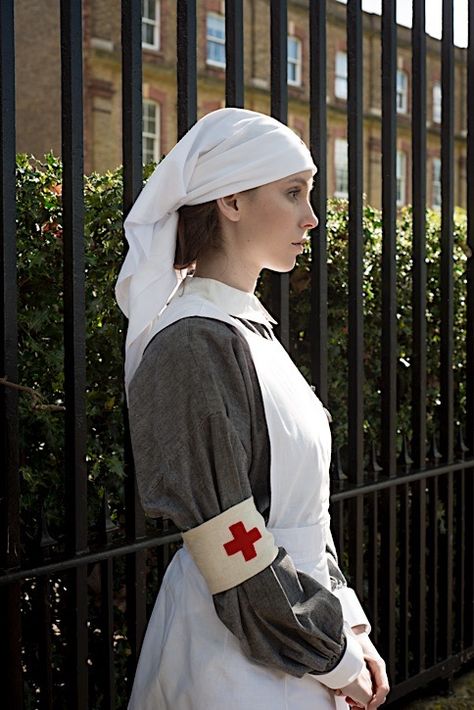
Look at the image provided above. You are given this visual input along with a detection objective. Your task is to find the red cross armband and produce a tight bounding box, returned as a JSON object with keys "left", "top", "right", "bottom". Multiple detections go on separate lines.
{"left": 181, "top": 497, "right": 279, "bottom": 595}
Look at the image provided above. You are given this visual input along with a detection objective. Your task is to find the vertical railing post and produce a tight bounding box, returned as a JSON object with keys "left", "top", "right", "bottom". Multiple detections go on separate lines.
{"left": 410, "top": 0, "right": 427, "bottom": 674}
{"left": 60, "top": 0, "right": 88, "bottom": 706}
{"left": 177, "top": 0, "right": 197, "bottom": 139}
{"left": 225, "top": 0, "right": 244, "bottom": 107}
{"left": 270, "top": 0, "right": 290, "bottom": 349}
{"left": 0, "top": 0, "right": 22, "bottom": 707}
{"left": 121, "top": 0, "right": 147, "bottom": 693}
{"left": 346, "top": 0, "right": 365, "bottom": 598}
{"left": 438, "top": 0, "right": 455, "bottom": 664}
{"left": 309, "top": 0, "right": 328, "bottom": 404}
{"left": 380, "top": 0, "right": 397, "bottom": 683}
{"left": 466, "top": 0, "right": 474, "bottom": 651}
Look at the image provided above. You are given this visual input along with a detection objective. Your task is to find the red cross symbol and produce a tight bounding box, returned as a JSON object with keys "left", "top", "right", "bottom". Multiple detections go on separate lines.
{"left": 223, "top": 522, "right": 262, "bottom": 562}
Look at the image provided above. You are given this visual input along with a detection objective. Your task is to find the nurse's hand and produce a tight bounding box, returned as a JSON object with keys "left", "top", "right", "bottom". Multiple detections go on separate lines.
{"left": 337, "top": 664, "right": 373, "bottom": 708}
{"left": 350, "top": 629, "right": 390, "bottom": 708}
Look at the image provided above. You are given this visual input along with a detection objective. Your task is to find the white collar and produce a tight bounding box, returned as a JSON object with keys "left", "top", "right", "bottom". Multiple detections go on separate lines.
{"left": 173, "top": 276, "right": 277, "bottom": 326}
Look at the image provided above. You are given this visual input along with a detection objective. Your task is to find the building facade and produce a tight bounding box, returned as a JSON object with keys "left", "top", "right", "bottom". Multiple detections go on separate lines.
{"left": 15, "top": 0, "right": 469, "bottom": 209}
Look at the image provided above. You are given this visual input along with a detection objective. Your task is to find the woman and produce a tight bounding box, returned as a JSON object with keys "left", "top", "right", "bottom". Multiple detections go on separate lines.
{"left": 116, "top": 108, "right": 389, "bottom": 709}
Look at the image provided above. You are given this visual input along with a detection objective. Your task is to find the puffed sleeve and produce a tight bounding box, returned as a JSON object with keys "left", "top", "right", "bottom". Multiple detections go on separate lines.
{"left": 324, "top": 519, "right": 372, "bottom": 634}
{"left": 128, "top": 317, "right": 364, "bottom": 686}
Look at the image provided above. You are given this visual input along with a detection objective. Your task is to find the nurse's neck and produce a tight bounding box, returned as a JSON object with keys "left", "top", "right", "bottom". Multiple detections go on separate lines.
{"left": 193, "top": 254, "right": 259, "bottom": 295}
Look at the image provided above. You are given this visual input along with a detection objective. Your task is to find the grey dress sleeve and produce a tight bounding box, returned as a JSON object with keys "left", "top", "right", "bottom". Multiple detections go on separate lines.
{"left": 128, "top": 316, "right": 348, "bottom": 679}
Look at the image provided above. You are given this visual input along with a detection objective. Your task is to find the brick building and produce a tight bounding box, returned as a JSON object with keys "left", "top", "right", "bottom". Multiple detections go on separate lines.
{"left": 15, "top": 0, "right": 468, "bottom": 209}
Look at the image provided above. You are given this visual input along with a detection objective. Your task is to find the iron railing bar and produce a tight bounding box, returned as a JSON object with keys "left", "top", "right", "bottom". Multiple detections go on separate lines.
{"left": 270, "top": 0, "right": 289, "bottom": 349}
{"left": 438, "top": 0, "right": 455, "bottom": 661}
{"left": 60, "top": 0, "right": 88, "bottom": 705}
{"left": 380, "top": 0, "right": 397, "bottom": 681}
{"left": 466, "top": 0, "right": 474, "bottom": 648}
{"left": 454, "top": 463, "right": 466, "bottom": 650}
{"left": 386, "top": 646, "right": 474, "bottom": 703}
{"left": 100, "top": 557, "right": 116, "bottom": 709}
{"left": 225, "top": 0, "right": 244, "bottom": 107}
{"left": 37, "top": 577, "right": 54, "bottom": 708}
{"left": 346, "top": 0, "right": 364, "bottom": 597}
{"left": 411, "top": 0, "right": 427, "bottom": 673}
{"left": 0, "top": 531, "right": 182, "bottom": 586}
{"left": 440, "top": 2, "right": 455, "bottom": 466}
{"left": 177, "top": 0, "right": 197, "bottom": 139}
{"left": 309, "top": 0, "right": 328, "bottom": 404}
{"left": 331, "top": 458, "right": 474, "bottom": 498}
{"left": 0, "top": 0, "right": 22, "bottom": 705}
{"left": 122, "top": 0, "right": 143, "bottom": 211}
{"left": 121, "top": 0, "right": 147, "bottom": 689}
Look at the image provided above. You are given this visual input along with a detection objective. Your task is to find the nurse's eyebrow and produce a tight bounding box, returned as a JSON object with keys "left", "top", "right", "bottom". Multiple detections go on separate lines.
{"left": 285, "top": 177, "right": 314, "bottom": 188}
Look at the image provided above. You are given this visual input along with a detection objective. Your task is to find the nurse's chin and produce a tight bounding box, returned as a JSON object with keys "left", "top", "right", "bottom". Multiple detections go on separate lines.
{"left": 265, "top": 257, "right": 300, "bottom": 273}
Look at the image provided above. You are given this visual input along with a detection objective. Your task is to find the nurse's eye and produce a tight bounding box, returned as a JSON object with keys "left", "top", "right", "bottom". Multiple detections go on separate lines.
{"left": 288, "top": 189, "right": 300, "bottom": 200}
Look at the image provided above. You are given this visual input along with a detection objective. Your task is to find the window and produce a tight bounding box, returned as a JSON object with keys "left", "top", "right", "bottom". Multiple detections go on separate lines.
{"left": 432, "top": 157, "right": 441, "bottom": 209}
{"left": 396, "top": 70, "right": 408, "bottom": 114}
{"left": 335, "top": 51, "right": 347, "bottom": 100}
{"left": 334, "top": 139, "right": 348, "bottom": 197}
{"left": 433, "top": 82, "right": 442, "bottom": 124}
{"left": 288, "top": 36, "right": 302, "bottom": 87}
{"left": 207, "top": 13, "right": 225, "bottom": 68}
{"left": 142, "top": 0, "right": 160, "bottom": 50}
{"left": 396, "top": 150, "right": 407, "bottom": 205}
{"left": 143, "top": 101, "right": 160, "bottom": 164}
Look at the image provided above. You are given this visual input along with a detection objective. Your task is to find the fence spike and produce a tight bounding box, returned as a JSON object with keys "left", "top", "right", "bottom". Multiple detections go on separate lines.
{"left": 100, "top": 490, "right": 119, "bottom": 540}
{"left": 398, "top": 433, "right": 413, "bottom": 468}
{"left": 38, "top": 504, "right": 57, "bottom": 553}
{"left": 367, "top": 441, "right": 383, "bottom": 474}
{"left": 456, "top": 424, "right": 469, "bottom": 457}
{"left": 330, "top": 445, "right": 348, "bottom": 481}
{"left": 428, "top": 432, "right": 442, "bottom": 462}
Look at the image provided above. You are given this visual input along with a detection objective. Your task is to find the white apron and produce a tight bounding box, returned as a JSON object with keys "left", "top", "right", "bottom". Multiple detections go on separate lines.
{"left": 128, "top": 295, "right": 349, "bottom": 709}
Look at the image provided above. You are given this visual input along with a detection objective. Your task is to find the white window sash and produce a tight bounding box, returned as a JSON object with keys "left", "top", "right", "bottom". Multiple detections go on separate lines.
{"left": 142, "top": 101, "right": 160, "bottom": 164}
{"left": 335, "top": 52, "right": 347, "bottom": 100}
{"left": 334, "top": 139, "right": 348, "bottom": 197}
{"left": 142, "top": 0, "right": 160, "bottom": 50}
{"left": 396, "top": 71, "right": 408, "bottom": 114}
{"left": 207, "top": 14, "right": 226, "bottom": 68}
{"left": 288, "top": 37, "right": 302, "bottom": 87}
{"left": 396, "top": 152, "right": 406, "bottom": 205}
{"left": 433, "top": 84, "right": 442, "bottom": 124}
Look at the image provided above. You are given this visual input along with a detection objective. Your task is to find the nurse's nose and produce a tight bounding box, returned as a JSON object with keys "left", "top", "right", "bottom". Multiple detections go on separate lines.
{"left": 301, "top": 204, "right": 318, "bottom": 230}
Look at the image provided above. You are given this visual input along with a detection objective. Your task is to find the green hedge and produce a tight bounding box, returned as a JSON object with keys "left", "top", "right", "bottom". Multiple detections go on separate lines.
{"left": 13, "top": 154, "right": 469, "bottom": 706}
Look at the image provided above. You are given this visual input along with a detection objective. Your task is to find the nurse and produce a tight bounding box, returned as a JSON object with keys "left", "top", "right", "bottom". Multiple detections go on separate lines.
{"left": 116, "top": 108, "right": 389, "bottom": 709}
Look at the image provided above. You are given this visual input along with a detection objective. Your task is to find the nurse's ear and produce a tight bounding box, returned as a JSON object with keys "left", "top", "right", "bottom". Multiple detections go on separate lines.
{"left": 216, "top": 194, "right": 241, "bottom": 223}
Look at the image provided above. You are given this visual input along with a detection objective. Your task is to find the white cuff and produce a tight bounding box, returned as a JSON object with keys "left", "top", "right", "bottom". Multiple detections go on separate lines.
{"left": 182, "top": 497, "right": 278, "bottom": 594}
{"left": 332, "top": 587, "right": 372, "bottom": 634}
{"left": 316, "top": 632, "right": 365, "bottom": 690}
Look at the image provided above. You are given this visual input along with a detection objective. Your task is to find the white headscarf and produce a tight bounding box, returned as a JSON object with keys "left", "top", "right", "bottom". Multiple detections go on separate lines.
{"left": 116, "top": 108, "right": 316, "bottom": 391}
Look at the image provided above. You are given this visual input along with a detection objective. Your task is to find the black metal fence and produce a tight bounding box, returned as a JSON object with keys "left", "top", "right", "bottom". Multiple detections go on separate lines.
{"left": 1, "top": 0, "right": 474, "bottom": 707}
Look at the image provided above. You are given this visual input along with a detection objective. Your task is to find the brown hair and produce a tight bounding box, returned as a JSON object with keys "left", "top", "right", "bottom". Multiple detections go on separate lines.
{"left": 174, "top": 201, "right": 221, "bottom": 270}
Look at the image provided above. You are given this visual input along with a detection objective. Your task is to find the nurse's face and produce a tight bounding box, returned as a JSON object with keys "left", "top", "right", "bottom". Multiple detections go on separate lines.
{"left": 224, "top": 170, "right": 318, "bottom": 273}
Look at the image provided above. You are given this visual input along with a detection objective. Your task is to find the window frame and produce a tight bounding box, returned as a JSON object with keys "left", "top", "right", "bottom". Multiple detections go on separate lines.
{"left": 396, "top": 150, "right": 407, "bottom": 206}
{"left": 432, "top": 82, "right": 442, "bottom": 124}
{"left": 206, "top": 12, "right": 226, "bottom": 69}
{"left": 432, "top": 156, "right": 442, "bottom": 209}
{"left": 287, "top": 36, "right": 302, "bottom": 87}
{"left": 396, "top": 69, "right": 408, "bottom": 114}
{"left": 142, "top": 0, "right": 160, "bottom": 51}
{"left": 334, "top": 138, "right": 348, "bottom": 198}
{"left": 334, "top": 51, "right": 348, "bottom": 101}
{"left": 142, "top": 100, "right": 161, "bottom": 165}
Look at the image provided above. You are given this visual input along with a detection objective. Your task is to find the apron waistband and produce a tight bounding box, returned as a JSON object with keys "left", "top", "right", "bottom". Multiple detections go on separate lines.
{"left": 269, "top": 523, "right": 326, "bottom": 568}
